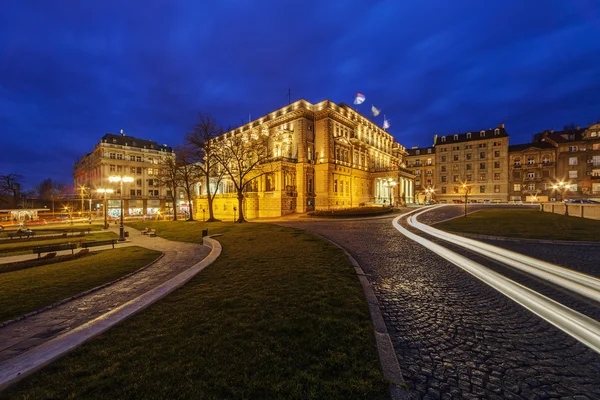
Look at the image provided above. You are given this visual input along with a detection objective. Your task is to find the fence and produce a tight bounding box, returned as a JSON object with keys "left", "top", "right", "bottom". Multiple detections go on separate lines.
{"left": 541, "top": 203, "right": 600, "bottom": 220}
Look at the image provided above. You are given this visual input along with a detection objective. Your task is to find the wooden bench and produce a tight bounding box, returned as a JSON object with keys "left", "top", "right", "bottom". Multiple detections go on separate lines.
{"left": 148, "top": 229, "right": 157, "bottom": 237}
{"left": 141, "top": 228, "right": 149, "bottom": 235}
{"left": 81, "top": 239, "right": 117, "bottom": 249}
{"left": 32, "top": 243, "right": 77, "bottom": 258}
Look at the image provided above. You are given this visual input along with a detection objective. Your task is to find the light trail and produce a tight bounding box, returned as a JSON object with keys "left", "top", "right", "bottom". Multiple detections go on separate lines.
{"left": 392, "top": 211, "right": 600, "bottom": 354}
{"left": 407, "top": 207, "right": 600, "bottom": 304}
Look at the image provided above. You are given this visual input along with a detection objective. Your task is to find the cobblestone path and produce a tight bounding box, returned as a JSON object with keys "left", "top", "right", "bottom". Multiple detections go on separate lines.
{"left": 276, "top": 207, "right": 600, "bottom": 399}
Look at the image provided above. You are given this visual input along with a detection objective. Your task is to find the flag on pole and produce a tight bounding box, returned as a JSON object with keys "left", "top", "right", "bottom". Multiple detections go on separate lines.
{"left": 371, "top": 105, "right": 380, "bottom": 117}
{"left": 383, "top": 116, "right": 390, "bottom": 130}
{"left": 354, "top": 92, "right": 366, "bottom": 105}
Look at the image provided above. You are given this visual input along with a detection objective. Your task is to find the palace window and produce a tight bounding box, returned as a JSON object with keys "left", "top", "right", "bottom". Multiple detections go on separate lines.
{"left": 453, "top": 154, "right": 459, "bottom": 161}
{"left": 527, "top": 157, "right": 535, "bottom": 165}
{"left": 528, "top": 183, "right": 535, "bottom": 191}
{"left": 494, "top": 173, "right": 500, "bottom": 180}
{"left": 480, "top": 185, "right": 485, "bottom": 193}
{"left": 494, "top": 161, "right": 500, "bottom": 168}
{"left": 466, "top": 164, "right": 472, "bottom": 170}
{"left": 569, "top": 146, "right": 578, "bottom": 152}
{"left": 494, "top": 185, "right": 500, "bottom": 193}
{"left": 466, "top": 153, "right": 472, "bottom": 160}
{"left": 569, "top": 170, "right": 577, "bottom": 179}
{"left": 514, "top": 158, "right": 521, "bottom": 167}
{"left": 479, "top": 152, "right": 486, "bottom": 159}
{"left": 480, "top": 163, "right": 486, "bottom": 170}
{"left": 109, "top": 153, "right": 116, "bottom": 159}
{"left": 514, "top": 184, "right": 521, "bottom": 191}
{"left": 453, "top": 175, "right": 459, "bottom": 182}
{"left": 494, "top": 151, "right": 500, "bottom": 157}
{"left": 441, "top": 176, "right": 447, "bottom": 182}
{"left": 441, "top": 186, "right": 447, "bottom": 194}
{"left": 479, "top": 173, "right": 486, "bottom": 181}
{"left": 110, "top": 164, "right": 116, "bottom": 172}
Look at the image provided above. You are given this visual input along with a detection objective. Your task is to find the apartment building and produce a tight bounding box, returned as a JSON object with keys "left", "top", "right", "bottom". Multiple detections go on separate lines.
{"left": 532, "top": 125, "right": 600, "bottom": 200}
{"left": 433, "top": 124, "right": 509, "bottom": 203}
{"left": 406, "top": 146, "right": 435, "bottom": 204}
{"left": 507, "top": 142, "right": 557, "bottom": 202}
{"left": 73, "top": 132, "right": 177, "bottom": 217}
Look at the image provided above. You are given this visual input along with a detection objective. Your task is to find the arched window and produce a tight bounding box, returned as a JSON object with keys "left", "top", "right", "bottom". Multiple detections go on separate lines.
{"left": 453, "top": 134, "right": 458, "bottom": 141}
{"left": 480, "top": 130, "right": 486, "bottom": 137}
{"left": 466, "top": 133, "right": 472, "bottom": 139}
{"left": 441, "top": 137, "right": 446, "bottom": 143}
{"left": 514, "top": 157, "right": 521, "bottom": 167}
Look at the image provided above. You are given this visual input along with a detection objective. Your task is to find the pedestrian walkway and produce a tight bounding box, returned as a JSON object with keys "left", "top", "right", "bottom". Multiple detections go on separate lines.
{"left": 0, "top": 225, "right": 218, "bottom": 388}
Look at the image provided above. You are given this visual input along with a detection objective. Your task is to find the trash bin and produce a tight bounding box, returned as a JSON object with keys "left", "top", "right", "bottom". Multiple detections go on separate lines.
{"left": 124, "top": 231, "right": 129, "bottom": 238}
{"left": 202, "top": 229, "right": 208, "bottom": 238}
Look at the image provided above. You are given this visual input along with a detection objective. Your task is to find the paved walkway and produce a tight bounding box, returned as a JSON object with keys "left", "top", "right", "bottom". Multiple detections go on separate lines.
{"left": 0, "top": 225, "right": 212, "bottom": 366}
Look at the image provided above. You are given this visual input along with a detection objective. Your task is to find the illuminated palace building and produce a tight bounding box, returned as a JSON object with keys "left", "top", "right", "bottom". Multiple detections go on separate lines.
{"left": 73, "top": 133, "right": 178, "bottom": 218}
{"left": 196, "top": 99, "right": 415, "bottom": 219}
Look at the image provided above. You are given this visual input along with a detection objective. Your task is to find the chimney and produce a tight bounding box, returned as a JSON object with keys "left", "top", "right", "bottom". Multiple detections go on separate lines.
{"left": 576, "top": 126, "right": 580, "bottom": 130}
{"left": 120, "top": 129, "right": 125, "bottom": 136}
{"left": 550, "top": 129, "right": 554, "bottom": 133}
{"left": 498, "top": 123, "right": 505, "bottom": 129}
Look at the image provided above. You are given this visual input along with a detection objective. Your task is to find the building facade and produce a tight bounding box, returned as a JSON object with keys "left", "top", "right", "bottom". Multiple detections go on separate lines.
{"left": 508, "top": 142, "right": 557, "bottom": 202}
{"left": 195, "top": 99, "right": 415, "bottom": 219}
{"left": 532, "top": 125, "right": 600, "bottom": 200}
{"left": 406, "top": 146, "right": 436, "bottom": 204}
{"left": 433, "top": 124, "right": 509, "bottom": 203}
{"left": 73, "top": 132, "right": 178, "bottom": 218}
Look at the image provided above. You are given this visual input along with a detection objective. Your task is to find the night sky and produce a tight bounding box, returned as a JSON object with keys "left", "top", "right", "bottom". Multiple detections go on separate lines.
{"left": 2, "top": 1, "right": 599, "bottom": 189}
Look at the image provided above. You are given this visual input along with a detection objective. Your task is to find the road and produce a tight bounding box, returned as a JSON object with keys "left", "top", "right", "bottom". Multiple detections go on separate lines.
{"left": 276, "top": 205, "right": 600, "bottom": 399}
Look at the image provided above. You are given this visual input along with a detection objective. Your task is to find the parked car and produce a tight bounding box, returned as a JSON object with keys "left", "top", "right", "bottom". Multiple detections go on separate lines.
{"left": 565, "top": 199, "right": 600, "bottom": 204}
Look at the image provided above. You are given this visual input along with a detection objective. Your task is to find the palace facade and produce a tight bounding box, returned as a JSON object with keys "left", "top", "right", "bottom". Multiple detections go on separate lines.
{"left": 194, "top": 99, "right": 415, "bottom": 219}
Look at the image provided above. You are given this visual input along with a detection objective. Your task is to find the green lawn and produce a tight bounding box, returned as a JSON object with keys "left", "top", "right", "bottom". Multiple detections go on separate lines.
{"left": 434, "top": 209, "right": 600, "bottom": 241}
{"left": 3, "top": 221, "right": 389, "bottom": 399}
{"left": 0, "top": 231, "right": 119, "bottom": 256}
{"left": 0, "top": 246, "right": 161, "bottom": 322}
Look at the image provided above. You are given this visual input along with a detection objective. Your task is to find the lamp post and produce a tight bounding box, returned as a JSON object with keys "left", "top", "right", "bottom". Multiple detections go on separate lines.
{"left": 96, "top": 188, "right": 114, "bottom": 229}
{"left": 552, "top": 181, "right": 570, "bottom": 202}
{"left": 109, "top": 175, "right": 133, "bottom": 241}
{"left": 424, "top": 187, "right": 435, "bottom": 204}
{"left": 233, "top": 206, "right": 237, "bottom": 223}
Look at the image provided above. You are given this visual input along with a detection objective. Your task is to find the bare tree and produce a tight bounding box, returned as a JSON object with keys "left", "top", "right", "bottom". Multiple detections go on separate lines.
{"left": 35, "top": 178, "right": 66, "bottom": 214}
{"left": 156, "top": 154, "right": 182, "bottom": 221}
{"left": 213, "top": 128, "right": 276, "bottom": 223}
{"left": 175, "top": 145, "right": 203, "bottom": 221}
{"left": 184, "top": 113, "right": 226, "bottom": 222}
{"left": 0, "top": 173, "right": 23, "bottom": 208}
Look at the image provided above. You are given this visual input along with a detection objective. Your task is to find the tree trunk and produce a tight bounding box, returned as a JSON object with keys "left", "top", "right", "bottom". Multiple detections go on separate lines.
{"left": 205, "top": 173, "right": 219, "bottom": 222}
{"left": 171, "top": 185, "right": 178, "bottom": 221}
{"left": 236, "top": 190, "right": 246, "bottom": 223}
{"left": 187, "top": 193, "right": 195, "bottom": 221}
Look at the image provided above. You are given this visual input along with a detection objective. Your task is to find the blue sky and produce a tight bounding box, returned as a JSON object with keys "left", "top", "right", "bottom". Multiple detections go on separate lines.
{"left": 1, "top": 0, "right": 599, "bottom": 188}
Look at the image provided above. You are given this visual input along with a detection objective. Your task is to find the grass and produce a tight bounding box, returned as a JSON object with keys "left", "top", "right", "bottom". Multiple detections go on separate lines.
{"left": 0, "top": 222, "right": 105, "bottom": 238}
{"left": 0, "top": 246, "right": 161, "bottom": 322}
{"left": 0, "top": 231, "right": 119, "bottom": 255}
{"left": 3, "top": 221, "right": 389, "bottom": 399}
{"left": 434, "top": 208, "right": 600, "bottom": 241}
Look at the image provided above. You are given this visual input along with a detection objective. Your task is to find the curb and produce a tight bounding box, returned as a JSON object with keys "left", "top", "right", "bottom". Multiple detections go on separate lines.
{"left": 0, "top": 250, "right": 164, "bottom": 328}
{"left": 315, "top": 235, "right": 409, "bottom": 400}
{"left": 452, "top": 232, "right": 600, "bottom": 247}
{"left": 0, "top": 237, "right": 222, "bottom": 391}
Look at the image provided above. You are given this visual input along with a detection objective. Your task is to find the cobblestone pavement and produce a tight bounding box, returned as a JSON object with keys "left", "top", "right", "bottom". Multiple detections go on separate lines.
{"left": 0, "top": 226, "right": 211, "bottom": 365}
{"left": 276, "top": 208, "right": 600, "bottom": 399}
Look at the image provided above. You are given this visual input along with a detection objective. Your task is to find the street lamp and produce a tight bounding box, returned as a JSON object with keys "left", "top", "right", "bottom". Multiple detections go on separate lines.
{"left": 552, "top": 181, "right": 571, "bottom": 202}
{"left": 424, "top": 187, "right": 435, "bottom": 204}
{"left": 109, "top": 175, "right": 134, "bottom": 241}
{"left": 96, "top": 188, "right": 114, "bottom": 229}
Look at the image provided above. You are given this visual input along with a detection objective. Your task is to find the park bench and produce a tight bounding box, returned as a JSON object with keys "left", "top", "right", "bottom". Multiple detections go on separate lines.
{"left": 32, "top": 243, "right": 77, "bottom": 258}
{"left": 81, "top": 239, "right": 117, "bottom": 249}
{"left": 145, "top": 228, "right": 157, "bottom": 237}
{"left": 141, "top": 228, "right": 149, "bottom": 235}
{"left": 8, "top": 231, "right": 36, "bottom": 239}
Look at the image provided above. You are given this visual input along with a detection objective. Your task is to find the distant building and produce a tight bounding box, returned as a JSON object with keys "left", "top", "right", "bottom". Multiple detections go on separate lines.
{"left": 508, "top": 142, "right": 557, "bottom": 202}
{"left": 433, "top": 124, "right": 509, "bottom": 203}
{"left": 531, "top": 125, "right": 600, "bottom": 200}
{"left": 195, "top": 99, "right": 415, "bottom": 219}
{"left": 406, "top": 146, "right": 435, "bottom": 204}
{"left": 73, "top": 132, "right": 178, "bottom": 217}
